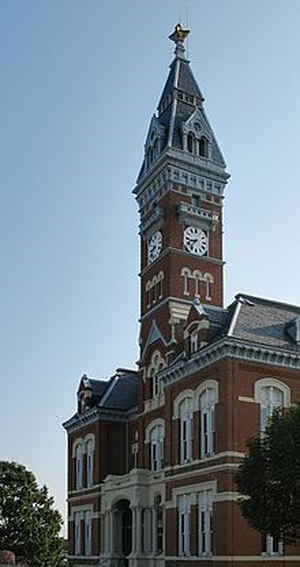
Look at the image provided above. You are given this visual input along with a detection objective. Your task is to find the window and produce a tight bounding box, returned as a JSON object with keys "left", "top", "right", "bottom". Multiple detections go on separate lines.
{"left": 187, "top": 133, "right": 194, "bottom": 153}
{"left": 199, "top": 491, "right": 213, "bottom": 555}
{"left": 74, "top": 512, "right": 81, "bottom": 555}
{"left": 155, "top": 495, "right": 164, "bottom": 553}
{"left": 148, "top": 351, "right": 166, "bottom": 399}
{"left": 84, "top": 511, "right": 92, "bottom": 555}
{"left": 191, "top": 194, "right": 200, "bottom": 207}
{"left": 86, "top": 439, "right": 94, "bottom": 488}
{"left": 199, "top": 137, "right": 209, "bottom": 157}
{"left": 190, "top": 332, "right": 198, "bottom": 354}
{"left": 178, "top": 495, "right": 191, "bottom": 556}
{"left": 150, "top": 425, "right": 164, "bottom": 471}
{"left": 179, "top": 398, "right": 193, "bottom": 463}
{"left": 260, "top": 385, "right": 284, "bottom": 433}
{"left": 75, "top": 444, "right": 83, "bottom": 490}
{"left": 262, "top": 534, "right": 283, "bottom": 556}
{"left": 200, "top": 386, "right": 217, "bottom": 458}
{"left": 145, "top": 272, "right": 164, "bottom": 309}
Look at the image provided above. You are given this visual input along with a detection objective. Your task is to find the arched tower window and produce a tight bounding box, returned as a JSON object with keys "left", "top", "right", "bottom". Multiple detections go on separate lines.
{"left": 148, "top": 351, "right": 166, "bottom": 399}
{"left": 187, "top": 132, "right": 194, "bottom": 153}
{"left": 199, "top": 136, "right": 209, "bottom": 157}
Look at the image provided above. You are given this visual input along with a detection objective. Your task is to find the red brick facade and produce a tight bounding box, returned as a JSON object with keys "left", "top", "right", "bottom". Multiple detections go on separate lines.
{"left": 63, "top": 23, "right": 300, "bottom": 567}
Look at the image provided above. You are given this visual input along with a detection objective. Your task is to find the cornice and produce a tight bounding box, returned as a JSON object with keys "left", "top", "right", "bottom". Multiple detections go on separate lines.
{"left": 160, "top": 336, "right": 300, "bottom": 388}
{"left": 63, "top": 405, "right": 139, "bottom": 434}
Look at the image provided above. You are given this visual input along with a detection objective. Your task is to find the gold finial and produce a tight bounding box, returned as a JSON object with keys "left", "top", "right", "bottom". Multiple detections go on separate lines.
{"left": 169, "top": 23, "right": 190, "bottom": 44}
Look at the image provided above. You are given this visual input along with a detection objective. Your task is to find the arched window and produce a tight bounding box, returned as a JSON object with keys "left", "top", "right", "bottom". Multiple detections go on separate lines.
{"left": 203, "top": 273, "right": 213, "bottom": 301}
{"left": 179, "top": 398, "right": 193, "bottom": 463}
{"left": 75, "top": 443, "right": 83, "bottom": 490}
{"left": 86, "top": 439, "right": 94, "bottom": 488}
{"left": 254, "top": 378, "right": 290, "bottom": 434}
{"left": 148, "top": 351, "right": 166, "bottom": 399}
{"left": 187, "top": 133, "right": 194, "bottom": 153}
{"left": 150, "top": 425, "right": 164, "bottom": 471}
{"left": 199, "top": 137, "right": 209, "bottom": 157}
{"left": 181, "top": 267, "right": 192, "bottom": 296}
{"left": 260, "top": 385, "right": 284, "bottom": 433}
{"left": 200, "top": 387, "right": 217, "bottom": 457}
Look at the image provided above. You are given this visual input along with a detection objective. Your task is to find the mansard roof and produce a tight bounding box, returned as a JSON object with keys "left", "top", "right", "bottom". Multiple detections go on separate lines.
{"left": 100, "top": 371, "right": 138, "bottom": 410}
{"left": 76, "top": 369, "right": 138, "bottom": 413}
{"left": 228, "top": 294, "right": 300, "bottom": 352}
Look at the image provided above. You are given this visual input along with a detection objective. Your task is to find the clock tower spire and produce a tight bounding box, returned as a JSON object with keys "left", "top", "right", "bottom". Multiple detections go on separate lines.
{"left": 134, "top": 24, "right": 230, "bottom": 361}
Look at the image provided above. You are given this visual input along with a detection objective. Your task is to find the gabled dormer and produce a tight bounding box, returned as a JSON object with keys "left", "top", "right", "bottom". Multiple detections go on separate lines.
{"left": 184, "top": 299, "right": 211, "bottom": 356}
{"left": 182, "top": 108, "right": 226, "bottom": 167}
{"left": 143, "top": 115, "right": 166, "bottom": 174}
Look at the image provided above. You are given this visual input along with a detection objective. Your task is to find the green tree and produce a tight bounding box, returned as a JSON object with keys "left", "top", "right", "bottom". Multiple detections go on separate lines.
{"left": 0, "top": 461, "right": 64, "bottom": 567}
{"left": 235, "top": 403, "right": 300, "bottom": 544}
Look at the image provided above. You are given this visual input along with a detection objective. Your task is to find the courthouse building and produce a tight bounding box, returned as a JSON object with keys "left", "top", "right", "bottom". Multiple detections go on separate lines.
{"left": 63, "top": 24, "right": 300, "bottom": 567}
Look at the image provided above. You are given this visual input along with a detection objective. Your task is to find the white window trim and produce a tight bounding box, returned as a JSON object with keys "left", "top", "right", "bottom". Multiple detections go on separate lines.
{"left": 74, "top": 511, "right": 81, "bottom": 555}
{"left": 76, "top": 444, "right": 83, "bottom": 490}
{"left": 262, "top": 534, "right": 283, "bottom": 556}
{"left": 254, "top": 378, "right": 291, "bottom": 407}
{"left": 198, "top": 383, "right": 218, "bottom": 458}
{"left": 84, "top": 510, "right": 92, "bottom": 555}
{"left": 199, "top": 490, "right": 213, "bottom": 556}
{"left": 173, "top": 389, "right": 195, "bottom": 419}
{"left": 178, "top": 494, "right": 192, "bottom": 556}
{"left": 86, "top": 439, "right": 94, "bottom": 489}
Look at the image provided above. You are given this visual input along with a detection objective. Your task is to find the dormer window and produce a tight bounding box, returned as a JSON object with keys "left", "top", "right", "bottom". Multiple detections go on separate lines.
{"left": 146, "top": 133, "right": 160, "bottom": 170}
{"left": 190, "top": 332, "right": 198, "bottom": 354}
{"left": 187, "top": 133, "right": 194, "bottom": 153}
{"left": 199, "top": 137, "right": 209, "bottom": 158}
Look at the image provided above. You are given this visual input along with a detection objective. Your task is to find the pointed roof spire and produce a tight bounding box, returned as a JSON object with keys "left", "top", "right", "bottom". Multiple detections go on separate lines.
{"left": 169, "top": 23, "right": 190, "bottom": 59}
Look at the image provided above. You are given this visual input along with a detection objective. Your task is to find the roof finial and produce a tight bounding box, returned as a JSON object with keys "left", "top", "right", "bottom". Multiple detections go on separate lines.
{"left": 169, "top": 23, "right": 190, "bottom": 59}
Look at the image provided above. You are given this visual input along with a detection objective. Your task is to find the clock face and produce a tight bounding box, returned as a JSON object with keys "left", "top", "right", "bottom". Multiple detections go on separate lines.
{"left": 148, "top": 231, "right": 163, "bottom": 264}
{"left": 184, "top": 226, "right": 208, "bottom": 256}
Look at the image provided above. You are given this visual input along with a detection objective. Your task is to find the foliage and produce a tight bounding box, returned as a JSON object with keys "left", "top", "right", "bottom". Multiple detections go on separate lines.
{"left": 235, "top": 404, "right": 300, "bottom": 543}
{"left": 0, "top": 461, "right": 64, "bottom": 567}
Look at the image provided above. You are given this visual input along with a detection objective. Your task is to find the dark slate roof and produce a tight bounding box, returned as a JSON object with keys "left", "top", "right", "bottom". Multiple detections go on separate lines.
{"left": 158, "top": 58, "right": 204, "bottom": 109}
{"left": 88, "top": 379, "right": 108, "bottom": 396}
{"left": 229, "top": 294, "right": 300, "bottom": 352}
{"left": 158, "top": 59, "right": 176, "bottom": 106}
{"left": 102, "top": 372, "right": 138, "bottom": 410}
{"left": 177, "top": 59, "right": 204, "bottom": 99}
{"left": 181, "top": 294, "right": 300, "bottom": 354}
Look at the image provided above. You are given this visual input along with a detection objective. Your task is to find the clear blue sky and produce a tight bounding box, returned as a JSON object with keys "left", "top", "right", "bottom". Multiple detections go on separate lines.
{"left": 1, "top": 0, "right": 300, "bottom": 532}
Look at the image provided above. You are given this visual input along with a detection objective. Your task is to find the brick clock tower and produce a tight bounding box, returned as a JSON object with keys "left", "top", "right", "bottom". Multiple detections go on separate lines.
{"left": 134, "top": 24, "right": 229, "bottom": 393}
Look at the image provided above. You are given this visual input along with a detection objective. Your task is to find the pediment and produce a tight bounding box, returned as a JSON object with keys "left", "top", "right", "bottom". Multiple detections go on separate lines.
{"left": 182, "top": 108, "right": 226, "bottom": 168}
{"left": 145, "top": 115, "right": 165, "bottom": 149}
{"left": 286, "top": 316, "right": 300, "bottom": 345}
{"left": 142, "top": 319, "right": 167, "bottom": 360}
{"left": 182, "top": 108, "right": 211, "bottom": 140}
